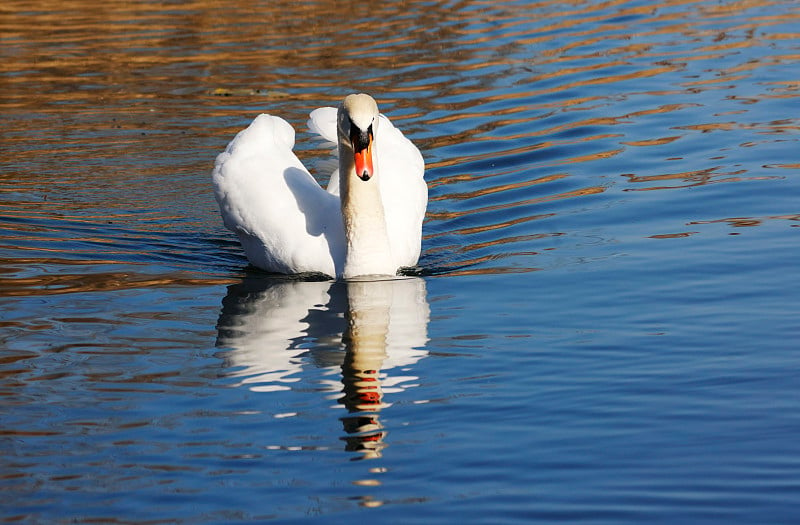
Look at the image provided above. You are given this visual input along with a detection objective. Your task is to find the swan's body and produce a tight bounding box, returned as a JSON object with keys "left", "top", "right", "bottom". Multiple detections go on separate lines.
{"left": 212, "top": 94, "right": 426, "bottom": 278}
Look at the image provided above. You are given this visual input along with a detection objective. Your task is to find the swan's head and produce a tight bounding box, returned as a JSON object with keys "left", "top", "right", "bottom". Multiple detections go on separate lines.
{"left": 339, "top": 93, "right": 379, "bottom": 181}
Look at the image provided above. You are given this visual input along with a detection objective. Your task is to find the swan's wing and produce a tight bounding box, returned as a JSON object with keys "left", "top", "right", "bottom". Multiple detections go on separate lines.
{"left": 307, "top": 107, "right": 341, "bottom": 195}
{"left": 212, "top": 114, "right": 344, "bottom": 276}
{"left": 375, "top": 114, "right": 427, "bottom": 268}
{"left": 307, "top": 106, "right": 338, "bottom": 143}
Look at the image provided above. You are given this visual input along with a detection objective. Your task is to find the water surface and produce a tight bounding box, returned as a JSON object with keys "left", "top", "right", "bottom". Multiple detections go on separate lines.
{"left": 2, "top": 0, "right": 800, "bottom": 522}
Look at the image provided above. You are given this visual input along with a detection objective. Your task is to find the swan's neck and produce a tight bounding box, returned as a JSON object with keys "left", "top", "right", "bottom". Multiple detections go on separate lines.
{"left": 339, "top": 143, "right": 394, "bottom": 278}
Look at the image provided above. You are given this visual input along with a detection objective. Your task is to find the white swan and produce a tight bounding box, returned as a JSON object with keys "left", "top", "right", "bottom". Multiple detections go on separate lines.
{"left": 212, "top": 94, "right": 427, "bottom": 279}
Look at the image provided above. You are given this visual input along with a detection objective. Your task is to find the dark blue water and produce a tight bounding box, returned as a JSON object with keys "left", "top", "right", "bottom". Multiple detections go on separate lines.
{"left": 2, "top": 0, "right": 800, "bottom": 522}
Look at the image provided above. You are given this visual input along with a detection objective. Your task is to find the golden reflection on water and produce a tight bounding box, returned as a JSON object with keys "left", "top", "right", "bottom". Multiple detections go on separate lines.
{"left": 1, "top": 0, "right": 798, "bottom": 281}
{"left": 690, "top": 214, "right": 800, "bottom": 229}
{"left": 0, "top": 265, "right": 235, "bottom": 296}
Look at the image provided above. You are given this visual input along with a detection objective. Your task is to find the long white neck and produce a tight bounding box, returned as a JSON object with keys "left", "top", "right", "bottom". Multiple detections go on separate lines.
{"left": 339, "top": 141, "right": 395, "bottom": 278}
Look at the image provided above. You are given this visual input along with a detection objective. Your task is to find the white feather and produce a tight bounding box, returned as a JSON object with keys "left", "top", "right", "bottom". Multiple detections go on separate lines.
{"left": 212, "top": 100, "right": 427, "bottom": 278}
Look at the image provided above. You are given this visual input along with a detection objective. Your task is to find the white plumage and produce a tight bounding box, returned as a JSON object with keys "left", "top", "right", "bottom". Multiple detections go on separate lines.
{"left": 212, "top": 94, "right": 426, "bottom": 278}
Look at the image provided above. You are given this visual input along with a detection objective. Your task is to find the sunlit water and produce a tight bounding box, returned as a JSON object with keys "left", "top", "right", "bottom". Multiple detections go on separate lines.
{"left": 2, "top": 0, "right": 800, "bottom": 522}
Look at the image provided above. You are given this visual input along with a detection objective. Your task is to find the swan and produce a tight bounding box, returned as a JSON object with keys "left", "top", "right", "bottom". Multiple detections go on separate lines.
{"left": 212, "top": 94, "right": 427, "bottom": 279}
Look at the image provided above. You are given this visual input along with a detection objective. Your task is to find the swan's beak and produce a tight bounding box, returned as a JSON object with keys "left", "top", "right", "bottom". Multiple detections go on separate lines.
{"left": 351, "top": 126, "right": 374, "bottom": 181}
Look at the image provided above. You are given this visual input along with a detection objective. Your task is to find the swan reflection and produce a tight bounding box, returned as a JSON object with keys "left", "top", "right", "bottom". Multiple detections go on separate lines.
{"left": 216, "top": 276, "right": 429, "bottom": 459}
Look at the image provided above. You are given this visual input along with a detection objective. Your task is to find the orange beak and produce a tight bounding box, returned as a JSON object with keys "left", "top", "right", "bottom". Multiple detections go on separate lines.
{"left": 351, "top": 124, "right": 374, "bottom": 181}
{"left": 354, "top": 139, "right": 373, "bottom": 181}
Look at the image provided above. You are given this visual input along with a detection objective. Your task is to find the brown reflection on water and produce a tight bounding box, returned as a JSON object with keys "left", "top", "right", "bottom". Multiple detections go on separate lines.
{"left": 0, "top": 0, "right": 477, "bottom": 110}
{"left": 2, "top": 0, "right": 798, "bottom": 279}
{"left": 622, "top": 166, "right": 780, "bottom": 191}
{"left": 3, "top": 0, "right": 788, "bottom": 123}
{"left": 0, "top": 262, "right": 235, "bottom": 296}
{"left": 690, "top": 214, "right": 800, "bottom": 229}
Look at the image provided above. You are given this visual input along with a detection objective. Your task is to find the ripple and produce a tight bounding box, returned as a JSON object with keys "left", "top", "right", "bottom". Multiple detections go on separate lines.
{"left": 3, "top": 0, "right": 798, "bottom": 278}
{"left": 1, "top": 1, "right": 800, "bottom": 521}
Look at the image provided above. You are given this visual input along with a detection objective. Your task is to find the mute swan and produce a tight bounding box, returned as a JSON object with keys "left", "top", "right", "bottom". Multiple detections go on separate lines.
{"left": 212, "top": 94, "right": 427, "bottom": 279}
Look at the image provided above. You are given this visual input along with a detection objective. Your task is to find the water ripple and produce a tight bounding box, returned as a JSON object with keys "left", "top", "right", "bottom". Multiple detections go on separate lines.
{"left": 1, "top": 0, "right": 797, "bottom": 279}
{"left": 2, "top": 2, "right": 800, "bottom": 519}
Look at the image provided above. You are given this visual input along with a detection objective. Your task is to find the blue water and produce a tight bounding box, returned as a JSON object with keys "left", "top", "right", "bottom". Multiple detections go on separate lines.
{"left": 2, "top": 0, "right": 800, "bottom": 522}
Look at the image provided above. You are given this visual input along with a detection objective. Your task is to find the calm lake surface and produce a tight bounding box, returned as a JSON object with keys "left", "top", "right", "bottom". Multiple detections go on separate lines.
{"left": 2, "top": 0, "right": 800, "bottom": 522}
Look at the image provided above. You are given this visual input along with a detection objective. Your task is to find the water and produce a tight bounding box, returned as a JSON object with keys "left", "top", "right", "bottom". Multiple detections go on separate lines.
{"left": 2, "top": 0, "right": 800, "bottom": 522}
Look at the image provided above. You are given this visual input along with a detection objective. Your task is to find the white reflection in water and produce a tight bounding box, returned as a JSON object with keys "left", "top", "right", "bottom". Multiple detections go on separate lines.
{"left": 216, "top": 276, "right": 429, "bottom": 459}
